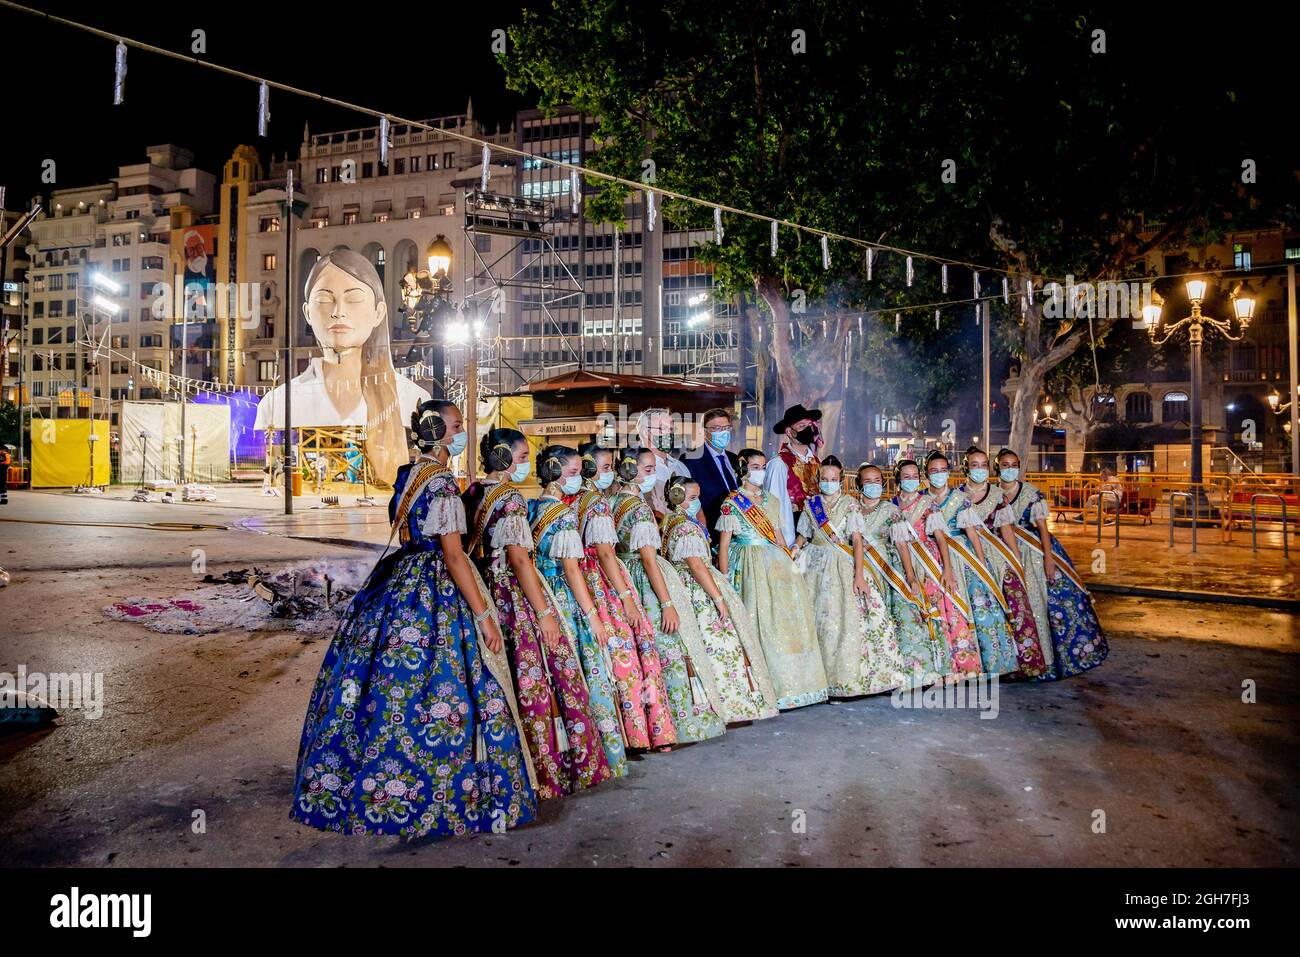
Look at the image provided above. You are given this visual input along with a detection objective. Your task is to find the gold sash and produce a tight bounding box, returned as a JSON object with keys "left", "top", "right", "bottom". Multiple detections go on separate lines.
{"left": 727, "top": 490, "right": 791, "bottom": 557}
{"left": 1011, "top": 525, "right": 1089, "bottom": 593}
{"left": 905, "top": 535, "right": 973, "bottom": 622}
{"left": 659, "top": 512, "right": 693, "bottom": 559}
{"left": 973, "top": 524, "right": 1027, "bottom": 582}
{"left": 393, "top": 460, "right": 451, "bottom": 546}
{"left": 942, "top": 533, "right": 1010, "bottom": 614}
{"left": 466, "top": 480, "right": 517, "bottom": 558}
{"left": 613, "top": 493, "right": 642, "bottom": 529}
{"left": 531, "top": 500, "right": 574, "bottom": 549}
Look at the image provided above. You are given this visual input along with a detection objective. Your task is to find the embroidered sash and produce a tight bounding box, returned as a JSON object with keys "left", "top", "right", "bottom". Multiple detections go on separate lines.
{"left": 613, "top": 493, "right": 643, "bottom": 529}
{"left": 393, "top": 459, "right": 450, "bottom": 546}
{"left": 973, "top": 523, "right": 1027, "bottom": 583}
{"left": 659, "top": 512, "right": 697, "bottom": 559}
{"left": 903, "top": 529, "right": 973, "bottom": 622}
{"left": 466, "top": 480, "right": 517, "bottom": 558}
{"left": 1011, "top": 525, "right": 1089, "bottom": 593}
{"left": 531, "top": 499, "right": 573, "bottom": 549}
{"left": 573, "top": 489, "right": 604, "bottom": 534}
{"left": 941, "top": 532, "right": 1011, "bottom": 613}
{"left": 728, "top": 490, "right": 791, "bottom": 557}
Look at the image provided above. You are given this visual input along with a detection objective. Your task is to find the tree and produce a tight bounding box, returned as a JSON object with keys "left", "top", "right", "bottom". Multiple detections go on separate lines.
{"left": 502, "top": 1, "right": 1296, "bottom": 453}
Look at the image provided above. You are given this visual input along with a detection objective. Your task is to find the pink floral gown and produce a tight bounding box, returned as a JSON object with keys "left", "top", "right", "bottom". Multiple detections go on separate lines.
{"left": 466, "top": 480, "right": 612, "bottom": 800}
{"left": 889, "top": 490, "right": 980, "bottom": 677}
{"left": 561, "top": 489, "right": 671, "bottom": 749}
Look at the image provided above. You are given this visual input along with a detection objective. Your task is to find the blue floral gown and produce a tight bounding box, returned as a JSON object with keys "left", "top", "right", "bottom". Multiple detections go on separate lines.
{"left": 291, "top": 459, "right": 537, "bottom": 838}
{"left": 928, "top": 487, "right": 1020, "bottom": 676}
{"left": 1000, "top": 481, "right": 1109, "bottom": 679}
{"left": 528, "top": 495, "right": 629, "bottom": 778}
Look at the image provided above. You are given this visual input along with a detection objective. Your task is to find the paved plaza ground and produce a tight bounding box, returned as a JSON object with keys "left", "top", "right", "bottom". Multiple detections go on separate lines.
{"left": 0, "top": 487, "right": 1296, "bottom": 866}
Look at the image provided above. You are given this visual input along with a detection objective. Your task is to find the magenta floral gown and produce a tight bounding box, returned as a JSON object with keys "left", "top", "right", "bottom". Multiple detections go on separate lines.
{"left": 561, "top": 490, "right": 670, "bottom": 749}
{"left": 467, "top": 480, "right": 611, "bottom": 800}
{"left": 889, "top": 491, "right": 979, "bottom": 677}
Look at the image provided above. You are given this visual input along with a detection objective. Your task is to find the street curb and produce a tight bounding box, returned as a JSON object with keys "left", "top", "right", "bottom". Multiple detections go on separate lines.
{"left": 1088, "top": 582, "right": 1299, "bottom": 611}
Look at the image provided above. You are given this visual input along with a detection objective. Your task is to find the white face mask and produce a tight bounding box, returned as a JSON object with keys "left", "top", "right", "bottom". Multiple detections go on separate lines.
{"left": 593, "top": 471, "right": 615, "bottom": 490}
{"left": 560, "top": 474, "right": 582, "bottom": 494}
{"left": 928, "top": 472, "right": 949, "bottom": 489}
{"left": 638, "top": 475, "right": 657, "bottom": 494}
{"left": 747, "top": 468, "right": 766, "bottom": 487}
{"left": 508, "top": 461, "right": 531, "bottom": 484}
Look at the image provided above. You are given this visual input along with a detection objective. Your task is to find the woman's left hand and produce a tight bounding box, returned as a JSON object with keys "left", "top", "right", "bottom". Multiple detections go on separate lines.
{"left": 853, "top": 574, "right": 871, "bottom": 597}
{"left": 479, "top": 614, "right": 503, "bottom": 655}
{"left": 621, "top": 593, "right": 639, "bottom": 624}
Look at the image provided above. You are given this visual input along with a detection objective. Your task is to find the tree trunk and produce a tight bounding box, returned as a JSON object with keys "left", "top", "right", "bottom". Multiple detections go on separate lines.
{"left": 1006, "top": 359, "right": 1045, "bottom": 467}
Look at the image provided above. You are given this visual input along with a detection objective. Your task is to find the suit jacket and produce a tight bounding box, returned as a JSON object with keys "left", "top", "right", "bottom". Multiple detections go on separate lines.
{"left": 687, "top": 446, "right": 740, "bottom": 536}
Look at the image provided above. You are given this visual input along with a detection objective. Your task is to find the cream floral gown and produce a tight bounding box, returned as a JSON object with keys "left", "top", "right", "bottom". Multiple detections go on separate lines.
{"left": 797, "top": 492, "right": 907, "bottom": 696}
{"left": 719, "top": 488, "right": 829, "bottom": 709}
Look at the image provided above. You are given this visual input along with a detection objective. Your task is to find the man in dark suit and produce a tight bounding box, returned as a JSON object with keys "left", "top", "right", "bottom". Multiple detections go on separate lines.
{"left": 686, "top": 407, "right": 740, "bottom": 536}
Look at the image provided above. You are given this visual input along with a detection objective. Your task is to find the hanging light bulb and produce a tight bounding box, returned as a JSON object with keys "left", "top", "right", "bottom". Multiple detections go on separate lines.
{"left": 821, "top": 234, "right": 830, "bottom": 270}
{"left": 113, "top": 41, "right": 127, "bottom": 106}
{"left": 973, "top": 271, "right": 981, "bottom": 299}
{"left": 935, "top": 308, "right": 940, "bottom": 330}
{"left": 1003, "top": 276, "right": 1010, "bottom": 304}
{"left": 771, "top": 221, "right": 779, "bottom": 257}
{"left": 646, "top": 189, "right": 657, "bottom": 232}
{"left": 906, "top": 256, "right": 914, "bottom": 287}
{"left": 379, "top": 117, "right": 390, "bottom": 167}
{"left": 865, "top": 247, "right": 874, "bottom": 281}
{"left": 941, "top": 264, "right": 949, "bottom": 293}
{"left": 480, "top": 143, "right": 490, "bottom": 191}
{"left": 714, "top": 207, "right": 723, "bottom": 244}
{"left": 570, "top": 168, "right": 580, "bottom": 213}
{"left": 258, "top": 82, "right": 271, "bottom": 137}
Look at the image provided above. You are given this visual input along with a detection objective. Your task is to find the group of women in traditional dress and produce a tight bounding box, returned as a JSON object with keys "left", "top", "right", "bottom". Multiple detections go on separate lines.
{"left": 290, "top": 400, "right": 1108, "bottom": 840}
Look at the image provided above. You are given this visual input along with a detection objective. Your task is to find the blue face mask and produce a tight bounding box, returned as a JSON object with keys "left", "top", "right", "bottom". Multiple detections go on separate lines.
{"left": 445, "top": 430, "right": 467, "bottom": 457}
{"left": 861, "top": 482, "right": 883, "bottom": 500}
{"left": 967, "top": 467, "right": 989, "bottom": 485}
{"left": 900, "top": 478, "right": 921, "bottom": 493}
{"left": 594, "top": 471, "right": 615, "bottom": 490}
{"left": 685, "top": 499, "right": 701, "bottom": 517}
{"left": 1000, "top": 466, "right": 1020, "bottom": 482}
{"left": 561, "top": 474, "right": 582, "bottom": 494}
{"left": 929, "top": 472, "right": 949, "bottom": 489}
{"left": 508, "top": 461, "right": 530, "bottom": 484}
{"left": 638, "top": 475, "right": 656, "bottom": 494}
{"left": 819, "top": 480, "right": 841, "bottom": 496}
{"left": 708, "top": 430, "right": 731, "bottom": 451}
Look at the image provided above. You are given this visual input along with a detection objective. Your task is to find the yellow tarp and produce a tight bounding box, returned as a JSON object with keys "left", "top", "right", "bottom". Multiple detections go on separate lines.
{"left": 31, "top": 419, "right": 111, "bottom": 487}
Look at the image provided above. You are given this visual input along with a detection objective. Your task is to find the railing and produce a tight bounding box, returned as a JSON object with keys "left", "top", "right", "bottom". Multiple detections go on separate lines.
{"left": 1094, "top": 489, "right": 1121, "bottom": 547}
{"left": 1167, "top": 491, "right": 1197, "bottom": 553}
{"left": 1250, "top": 494, "right": 1289, "bottom": 559}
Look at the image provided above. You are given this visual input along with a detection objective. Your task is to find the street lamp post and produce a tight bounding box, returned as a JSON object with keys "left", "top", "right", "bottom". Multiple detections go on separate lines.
{"left": 1146, "top": 278, "right": 1254, "bottom": 505}
{"left": 400, "top": 234, "right": 455, "bottom": 399}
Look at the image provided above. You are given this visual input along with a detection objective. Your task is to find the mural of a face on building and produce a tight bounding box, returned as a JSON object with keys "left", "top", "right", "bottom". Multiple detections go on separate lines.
{"left": 302, "top": 262, "right": 387, "bottom": 359}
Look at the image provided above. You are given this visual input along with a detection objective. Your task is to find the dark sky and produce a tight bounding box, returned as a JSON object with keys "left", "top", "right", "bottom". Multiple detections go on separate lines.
{"left": 0, "top": 0, "right": 544, "bottom": 206}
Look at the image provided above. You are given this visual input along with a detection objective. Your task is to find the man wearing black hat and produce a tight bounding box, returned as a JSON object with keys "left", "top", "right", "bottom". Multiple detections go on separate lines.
{"left": 764, "top": 404, "right": 823, "bottom": 548}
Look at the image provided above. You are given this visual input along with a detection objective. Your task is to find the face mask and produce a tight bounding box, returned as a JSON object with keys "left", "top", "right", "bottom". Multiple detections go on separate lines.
{"left": 654, "top": 434, "right": 674, "bottom": 453}
{"left": 900, "top": 478, "right": 921, "bottom": 493}
{"left": 445, "top": 431, "right": 467, "bottom": 457}
{"left": 819, "top": 480, "right": 841, "bottom": 496}
{"left": 929, "top": 472, "right": 949, "bottom": 489}
{"left": 794, "top": 425, "right": 817, "bottom": 445}
{"left": 685, "top": 499, "right": 701, "bottom": 517}
{"left": 560, "top": 474, "right": 582, "bottom": 495}
{"left": 1000, "top": 466, "right": 1020, "bottom": 482}
{"left": 861, "top": 482, "right": 883, "bottom": 500}
{"left": 708, "top": 430, "right": 731, "bottom": 450}
{"left": 508, "top": 461, "right": 531, "bottom": 484}
{"left": 747, "top": 468, "right": 766, "bottom": 487}
{"left": 593, "top": 472, "right": 615, "bottom": 490}
{"left": 638, "top": 475, "right": 657, "bottom": 494}
{"left": 967, "top": 468, "right": 989, "bottom": 485}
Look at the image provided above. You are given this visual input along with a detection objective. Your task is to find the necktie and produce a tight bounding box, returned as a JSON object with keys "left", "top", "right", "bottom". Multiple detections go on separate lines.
{"left": 717, "top": 451, "right": 736, "bottom": 491}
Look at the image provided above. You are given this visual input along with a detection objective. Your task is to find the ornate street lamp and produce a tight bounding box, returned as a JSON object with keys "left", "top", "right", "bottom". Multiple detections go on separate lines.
{"left": 1146, "top": 278, "right": 1254, "bottom": 493}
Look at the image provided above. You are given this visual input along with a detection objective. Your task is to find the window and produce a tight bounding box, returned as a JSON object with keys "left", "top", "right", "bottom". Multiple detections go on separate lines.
{"left": 111, "top": 336, "right": 128, "bottom": 349}
{"left": 49, "top": 274, "right": 63, "bottom": 291}
{"left": 395, "top": 158, "right": 406, "bottom": 175}
{"left": 1124, "top": 391, "right": 1152, "bottom": 423}
{"left": 374, "top": 213, "right": 389, "bottom": 223}
{"left": 1233, "top": 243, "right": 1252, "bottom": 270}
{"left": 358, "top": 162, "right": 371, "bottom": 178}
{"left": 315, "top": 167, "right": 328, "bottom": 184}
{"left": 312, "top": 216, "right": 328, "bottom": 229}
{"left": 411, "top": 156, "right": 422, "bottom": 173}
{"left": 342, "top": 210, "right": 358, "bottom": 225}
{"left": 262, "top": 253, "right": 277, "bottom": 271}
{"left": 258, "top": 360, "right": 277, "bottom": 381}
{"left": 1286, "top": 241, "right": 1300, "bottom": 261}
{"left": 140, "top": 334, "right": 163, "bottom": 348}
{"left": 111, "top": 233, "right": 129, "bottom": 246}
{"left": 48, "top": 301, "right": 63, "bottom": 318}
{"left": 331, "top": 166, "right": 342, "bottom": 183}
{"left": 1162, "top": 391, "right": 1190, "bottom": 423}
{"left": 33, "top": 301, "right": 44, "bottom": 318}
{"left": 427, "top": 153, "right": 438, "bottom": 170}
{"left": 443, "top": 151, "right": 455, "bottom": 169}
{"left": 139, "top": 308, "right": 152, "bottom": 322}
{"left": 259, "top": 216, "right": 281, "bottom": 233}
{"left": 141, "top": 256, "right": 164, "bottom": 271}
{"left": 31, "top": 327, "right": 43, "bottom": 345}
{"left": 48, "top": 326, "right": 62, "bottom": 344}
{"left": 67, "top": 273, "right": 78, "bottom": 289}
{"left": 409, "top": 209, "right": 422, "bottom": 220}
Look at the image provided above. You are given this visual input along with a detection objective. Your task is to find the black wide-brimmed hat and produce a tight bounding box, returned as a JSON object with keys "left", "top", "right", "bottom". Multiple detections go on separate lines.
{"left": 773, "top": 403, "right": 823, "bottom": 434}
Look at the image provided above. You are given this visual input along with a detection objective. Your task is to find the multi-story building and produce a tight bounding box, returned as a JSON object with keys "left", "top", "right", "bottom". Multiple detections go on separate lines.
{"left": 240, "top": 106, "right": 519, "bottom": 398}
{"left": 1, "top": 207, "right": 30, "bottom": 407}
{"left": 23, "top": 145, "right": 216, "bottom": 427}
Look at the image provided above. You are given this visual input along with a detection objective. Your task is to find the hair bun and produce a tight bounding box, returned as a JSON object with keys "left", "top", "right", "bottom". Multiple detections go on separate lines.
{"left": 666, "top": 482, "right": 687, "bottom": 507}
{"left": 486, "top": 440, "right": 514, "bottom": 474}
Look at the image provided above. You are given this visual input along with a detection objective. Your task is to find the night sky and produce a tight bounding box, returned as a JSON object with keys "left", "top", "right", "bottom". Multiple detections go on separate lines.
{"left": 0, "top": 1, "right": 1291, "bottom": 212}
{"left": 0, "top": 0, "right": 543, "bottom": 206}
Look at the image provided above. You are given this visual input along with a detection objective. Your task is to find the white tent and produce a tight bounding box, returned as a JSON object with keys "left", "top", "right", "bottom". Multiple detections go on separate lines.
{"left": 118, "top": 401, "right": 231, "bottom": 483}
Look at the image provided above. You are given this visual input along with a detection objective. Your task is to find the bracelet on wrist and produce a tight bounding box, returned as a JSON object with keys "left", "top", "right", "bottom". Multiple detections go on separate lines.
{"left": 538, "top": 606, "right": 555, "bottom": 619}
{"left": 661, "top": 599, "right": 674, "bottom": 609}
{"left": 473, "top": 607, "right": 491, "bottom": 625}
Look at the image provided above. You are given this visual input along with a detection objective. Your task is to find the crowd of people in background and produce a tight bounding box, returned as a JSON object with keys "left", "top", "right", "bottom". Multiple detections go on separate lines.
{"left": 289, "top": 399, "right": 1109, "bottom": 840}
